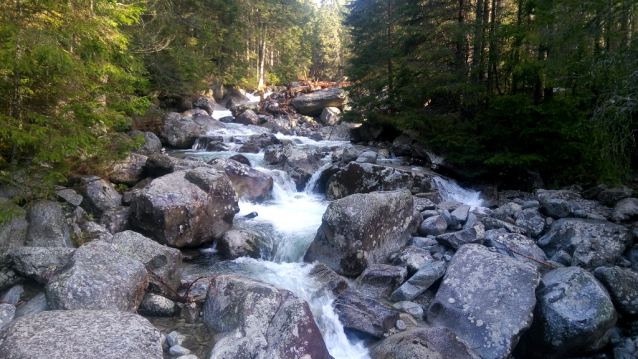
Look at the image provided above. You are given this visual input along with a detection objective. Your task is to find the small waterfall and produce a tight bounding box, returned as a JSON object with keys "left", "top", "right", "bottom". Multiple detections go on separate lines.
{"left": 304, "top": 162, "right": 333, "bottom": 195}
{"left": 433, "top": 176, "right": 484, "bottom": 209}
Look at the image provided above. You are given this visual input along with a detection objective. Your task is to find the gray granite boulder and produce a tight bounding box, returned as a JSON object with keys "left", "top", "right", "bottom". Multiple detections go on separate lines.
{"left": 435, "top": 225, "right": 485, "bottom": 250}
{"left": 264, "top": 143, "right": 323, "bottom": 190}
{"left": 217, "top": 229, "right": 262, "bottom": 260}
{"left": 161, "top": 113, "right": 223, "bottom": 149}
{"left": 132, "top": 131, "right": 162, "bottom": 156}
{"left": 100, "top": 206, "right": 131, "bottom": 234}
{"left": 391, "top": 134, "right": 414, "bottom": 157}
{"left": 235, "top": 109, "right": 259, "bottom": 125}
{"left": 418, "top": 215, "right": 447, "bottom": 236}
{"left": 25, "top": 200, "right": 72, "bottom": 248}
{"left": 391, "top": 261, "right": 446, "bottom": 302}
{"left": 515, "top": 266, "right": 617, "bottom": 359}
{"left": 355, "top": 150, "right": 378, "bottom": 164}
{"left": 391, "top": 246, "right": 434, "bottom": 275}
{"left": 46, "top": 240, "right": 147, "bottom": 311}
{"left": 427, "top": 244, "right": 540, "bottom": 359}
{"left": 130, "top": 167, "right": 238, "bottom": 247}
{"left": 304, "top": 190, "right": 414, "bottom": 276}
{"left": 319, "top": 107, "right": 341, "bottom": 126}
{"left": 8, "top": 247, "right": 75, "bottom": 283}
{"left": 14, "top": 292, "right": 48, "bottom": 318}
{"left": 325, "top": 162, "right": 433, "bottom": 201}
{"left": 0, "top": 310, "right": 162, "bottom": 359}
{"left": 483, "top": 230, "right": 549, "bottom": 272}
{"left": 0, "top": 213, "right": 28, "bottom": 291}
{"left": 201, "top": 275, "right": 332, "bottom": 359}
{"left": 355, "top": 264, "right": 407, "bottom": 299}
{"left": 369, "top": 327, "right": 481, "bottom": 359}
{"left": 597, "top": 186, "right": 633, "bottom": 206}
{"left": 109, "top": 153, "right": 147, "bottom": 186}
{"left": 594, "top": 266, "right": 638, "bottom": 316}
{"left": 106, "top": 230, "right": 182, "bottom": 292}
{"left": 291, "top": 88, "right": 346, "bottom": 116}
{"left": 0, "top": 303, "right": 15, "bottom": 331}
{"left": 612, "top": 198, "right": 638, "bottom": 222}
{"left": 334, "top": 290, "right": 400, "bottom": 338}
{"left": 207, "top": 158, "right": 273, "bottom": 202}
{"left": 514, "top": 208, "right": 546, "bottom": 238}
{"left": 308, "top": 263, "right": 349, "bottom": 297}
{"left": 76, "top": 176, "right": 122, "bottom": 219}
{"left": 537, "top": 218, "right": 632, "bottom": 269}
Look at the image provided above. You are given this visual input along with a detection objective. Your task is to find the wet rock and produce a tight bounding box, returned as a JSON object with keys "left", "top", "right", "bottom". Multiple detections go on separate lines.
{"left": 207, "top": 158, "right": 273, "bottom": 202}
{"left": 139, "top": 293, "right": 178, "bottom": 317}
{"left": 237, "top": 133, "right": 280, "bottom": 153}
{"left": 304, "top": 190, "right": 414, "bottom": 277}
{"left": 160, "top": 115, "right": 204, "bottom": 149}
{"left": 483, "top": 230, "right": 549, "bottom": 272}
{"left": 8, "top": 247, "right": 75, "bottom": 283}
{"left": 146, "top": 154, "right": 181, "bottom": 177}
{"left": 309, "top": 263, "right": 349, "bottom": 297}
{"left": 594, "top": 266, "right": 638, "bottom": 316}
{"left": 201, "top": 275, "right": 332, "bottom": 359}
{"left": 369, "top": 327, "right": 481, "bottom": 359}
{"left": 0, "top": 310, "right": 162, "bottom": 359}
{"left": 291, "top": 88, "right": 346, "bottom": 116}
{"left": 391, "top": 134, "right": 414, "bottom": 157}
{"left": 334, "top": 290, "right": 399, "bottom": 338}
{"left": 514, "top": 208, "right": 546, "bottom": 238}
{"left": 76, "top": 176, "right": 122, "bottom": 220}
{"left": 169, "top": 345, "right": 191, "bottom": 357}
{"left": 166, "top": 331, "right": 185, "bottom": 347}
{"left": 319, "top": 107, "right": 341, "bottom": 126}
{"left": 109, "top": 153, "right": 147, "bottom": 187}
{"left": 435, "top": 225, "right": 485, "bottom": 250}
{"left": 325, "top": 162, "right": 433, "bottom": 201}
{"left": 612, "top": 198, "right": 638, "bottom": 222}
{"left": 235, "top": 109, "right": 260, "bottom": 125}
{"left": 193, "top": 96, "right": 215, "bottom": 115}
{"left": 107, "top": 230, "right": 182, "bottom": 292}
{"left": 0, "top": 304, "right": 15, "bottom": 331}
{"left": 355, "top": 150, "right": 378, "bottom": 164}
{"left": 537, "top": 218, "right": 632, "bottom": 269}
{"left": 25, "top": 200, "right": 72, "bottom": 248}
{"left": 418, "top": 215, "right": 447, "bottom": 236}
{"left": 264, "top": 143, "right": 323, "bottom": 190}
{"left": 14, "top": 292, "right": 48, "bottom": 318}
{"left": 228, "top": 154, "right": 252, "bottom": 167}
{"left": 515, "top": 267, "right": 617, "bottom": 359}
{"left": 217, "top": 229, "right": 261, "bottom": 260}
{"left": 391, "top": 261, "right": 446, "bottom": 302}
{"left": 130, "top": 167, "right": 238, "bottom": 248}
{"left": 427, "top": 244, "right": 540, "bottom": 359}
{"left": 597, "top": 186, "right": 633, "bottom": 207}
{"left": 391, "top": 246, "right": 434, "bottom": 275}
{"left": 354, "top": 264, "right": 407, "bottom": 299}
{"left": 46, "top": 240, "right": 147, "bottom": 311}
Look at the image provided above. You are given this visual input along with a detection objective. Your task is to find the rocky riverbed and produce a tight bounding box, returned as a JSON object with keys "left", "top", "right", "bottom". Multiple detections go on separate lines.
{"left": 1, "top": 87, "right": 638, "bottom": 359}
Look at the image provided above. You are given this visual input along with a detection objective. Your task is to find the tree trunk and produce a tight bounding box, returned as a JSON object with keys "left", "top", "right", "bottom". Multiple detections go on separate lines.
{"left": 257, "top": 24, "right": 267, "bottom": 89}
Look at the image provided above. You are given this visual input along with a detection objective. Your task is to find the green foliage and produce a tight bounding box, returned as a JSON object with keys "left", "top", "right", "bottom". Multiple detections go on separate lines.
{"left": 345, "top": 0, "right": 638, "bottom": 185}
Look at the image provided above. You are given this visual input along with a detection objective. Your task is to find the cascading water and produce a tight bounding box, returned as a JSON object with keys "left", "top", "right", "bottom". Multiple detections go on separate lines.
{"left": 179, "top": 131, "right": 368, "bottom": 358}
{"left": 433, "top": 176, "right": 484, "bottom": 209}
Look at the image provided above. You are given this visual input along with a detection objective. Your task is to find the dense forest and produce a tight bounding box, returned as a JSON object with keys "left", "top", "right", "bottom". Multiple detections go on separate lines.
{"left": 0, "top": 0, "right": 637, "bottom": 213}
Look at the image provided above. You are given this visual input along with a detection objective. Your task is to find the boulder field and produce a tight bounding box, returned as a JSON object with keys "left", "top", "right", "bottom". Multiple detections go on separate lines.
{"left": 1, "top": 89, "right": 637, "bottom": 359}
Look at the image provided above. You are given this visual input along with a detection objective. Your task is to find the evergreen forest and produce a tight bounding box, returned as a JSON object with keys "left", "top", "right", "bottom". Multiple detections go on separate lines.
{"left": 0, "top": 0, "right": 637, "bottom": 213}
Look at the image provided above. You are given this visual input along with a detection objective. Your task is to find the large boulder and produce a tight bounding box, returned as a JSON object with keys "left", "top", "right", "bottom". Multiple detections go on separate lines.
{"left": 264, "top": 144, "right": 323, "bottom": 190}
{"left": 369, "top": 327, "right": 481, "bottom": 359}
{"left": 201, "top": 275, "right": 333, "bottom": 359}
{"left": 8, "top": 247, "right": 75, "bottom": 283}
{"left": 0, "top": 310, "right": 162, "bottom": 359}
{"left": 325, "top": 162, "right": 434, "bottom": 201}
{"left": 291, "top": 88, "right": 346, "bottom": 116}
{"left": 304, "top": 190, "right": 414, "bottom": 277}
{"left": 130, "top": 167, "right": 238, "bottom": 247}
{"left": 235, "top": 109, "right": 260, "bottom": 125}
{"left": 208, "top": 158, "right": 273, "bottom": 202}
{"left": 0, "top": 213, "right": 28, "bottom": 291}
{"left": 418, "top": 215, "right": 448, "bottom": 236}
{"left": 537, "top": 218, "right": 632, "bottom": 269}
{"left": 106, "top": 230, "right": 182, "bottom": 293}
{"left": 334, "top": 290, "right": 400, "bottom": 338}
{"left": 427, "top": 244, "right": 540, "bottom": 359}
{"left": 308, "top": 263, "right": 349, "bottom": 297}
{"left": 217, "top": 229, "right": 262, "bottom": 260}
{"left": 514, "top": 267, "right": 617, "bottom": 359}
{"left": 130, "top": 130, "right": 162, "bottom": 156}
{"left": 319, "top": 107, "right": 341, "bottom": 126}
{"left": 109, "top": 153, "right": 147, "bottom": 187}
{"left": 76, "top": 176, "right": 122, "bottom": 220}
{"left": 160, "top": 114, "right": 202, "bottom": 148}
{"left": 594, "top": 266, "right": 638, "bottom": 316}
{"left": 391, "top": 261, "right": 446, "bottom": 302}
{"left": 483, "top": 230, "right": 549, "bottom": 272}
{"left": 612, "top": 197, "right": 638, "bottom": 222}
{"left": 237, "top": 133, "right": 280, "bottom": 153}
{"left": 514, "top": 208, "right": 546, "bottom": 238}
{"left": 45, "top": 240, "right": 147, "bottom": 312}
{"left": 25, "top": 200, "right": 72, "bottom": 248}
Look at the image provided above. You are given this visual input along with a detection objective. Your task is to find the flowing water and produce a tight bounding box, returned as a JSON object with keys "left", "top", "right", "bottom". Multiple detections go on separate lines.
{"left": 176, "top": 123, "right": 483, "bottom": 358}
